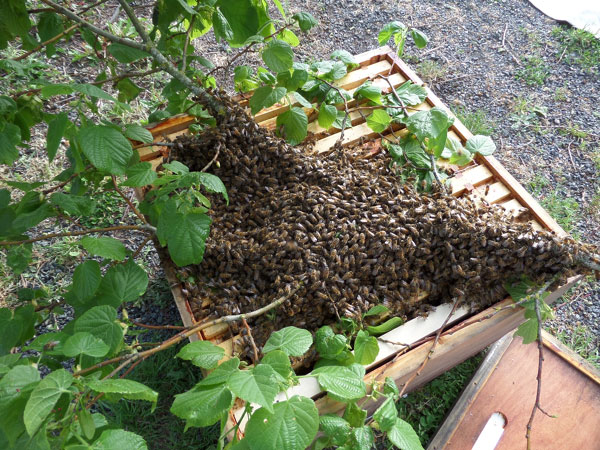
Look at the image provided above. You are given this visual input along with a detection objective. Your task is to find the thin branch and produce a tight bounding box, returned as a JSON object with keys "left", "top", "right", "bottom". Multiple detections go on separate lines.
{"left": 111, "top": 176, "right": 147, "bottom": 224}
{"left": 182, "top": 15, "right": 196, "bottom": 72}
{"left": 42, "top": 165, "right": 92, "bottom": 195}
{"left": 131, "top": 235, "right": 153, "bottom": 260}
{"left": 73, "top": 288, "right": 297, "bottom": 377}
{"left": 0, "top": 224, "right": 156, "bottom": 246}
{"left": 316, "top": 77, "right": 351, "bottom": 146}
{"left": 130, "top": 320, "right": 186, "bottom": 330}
{"left": 201, "top": 143, "right": 221, "bottom": 172}
{"left": 398, "top": 298, "right": 462, "bottom": 397}
{"left": 15, "top": 23, "right": 80, "bottom": 61}
{"left": 242, "top": 317, "right": 259, "bottom": 364}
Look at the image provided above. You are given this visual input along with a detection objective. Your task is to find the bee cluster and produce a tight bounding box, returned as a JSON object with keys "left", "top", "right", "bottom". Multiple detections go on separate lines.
{"left": 171, "top": 92, "right": 594, "bottom": 359}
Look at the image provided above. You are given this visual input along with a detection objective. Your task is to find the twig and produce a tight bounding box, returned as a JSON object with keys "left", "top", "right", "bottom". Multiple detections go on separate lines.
{"left": 0, "top": 224, "right": 156, "bottom": 246}
{"left": 566, "top": 140, "right": 576, "bottom": 169}
{"left": 316, "top": 77, "right": 351, "bottom": 146}
{"left": 242, "top": 317, "right": 259, "bottom": 364}
{"left": 42, "top": 165, "right": 93, "bottom": 195}
{"left": 398, "top": 298, "right": 461, "bottom": 397}
{"left": 500, "top": 24, "right": 521, "bottom": 66}
{"left": 502, "top": 23, "right": 508, "bottom": 47}
{"left": 112, "top": 176, "right": 147, "bottom": 223}
{"left": 201, "top": 143, "right": 221, "bottom": 172}
{"left": 130, "top": 320, "right": 186, "bottom": 330}
{"left": 14, "top": 23, "right": 80, "bottom": 61}
{"left": 429, "top": 153, "right": 445, "bottom": 190}
{"left": 525, "top": 295, "right": 553, "bottom": 449}
{"left": 131, "top": 235, "right": 153, "bottom": 260}
{"left": 73, "top": 288, "right": 298, "bottom": 377}
{"left": 182, "top": 15, "right": 196, "bottom": 72}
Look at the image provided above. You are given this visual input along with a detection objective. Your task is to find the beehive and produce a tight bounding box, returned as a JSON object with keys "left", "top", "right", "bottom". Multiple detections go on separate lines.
{"left": 135, "top": 46, "right": 582, "bottom": 424}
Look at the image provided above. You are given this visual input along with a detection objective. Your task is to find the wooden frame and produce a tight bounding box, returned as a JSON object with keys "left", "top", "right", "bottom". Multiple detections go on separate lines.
{"left": 137, "top": 46, "right": 583, "bottom": 432}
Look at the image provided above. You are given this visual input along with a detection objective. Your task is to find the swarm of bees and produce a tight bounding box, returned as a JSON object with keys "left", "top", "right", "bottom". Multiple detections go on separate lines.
{"left": 170, "top": 91, "right": 596, "bottom": 359}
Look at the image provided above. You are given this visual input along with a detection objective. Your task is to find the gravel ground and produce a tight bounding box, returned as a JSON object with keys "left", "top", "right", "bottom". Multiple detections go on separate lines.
{"left": 2, "top": 0, "right": 598, "bottom": 368}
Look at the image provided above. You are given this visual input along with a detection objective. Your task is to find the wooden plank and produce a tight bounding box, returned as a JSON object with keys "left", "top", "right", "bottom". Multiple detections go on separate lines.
{"left": 427, "top": 333, "right": 515, "bottom": 450}
{"left": 450, "top": 164, "right": 494, "bottom": 196}
{"left": 434, "top": 333, "right": 600, "bottom": 450}
{"left": 470, "top": 181, "right": 512, "bottom": 204}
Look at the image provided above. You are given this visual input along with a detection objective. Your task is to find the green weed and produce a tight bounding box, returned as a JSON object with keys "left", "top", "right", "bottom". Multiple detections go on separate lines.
{"left": 509, "top": 97, "right": 547, "bottom": 130}
{"left": 554, "top": 86, "right": 569, "bottom": 102}
{"left": 515, "top": 56, "right": 550, "bottom": 86}
{"left": 453, "top": 106, "right": 495, "bottom": 136}
{"left": 396, "top": 353, "right": 484, "bottom": 446}
{"left": 552, "top": 26, "right": 600, "bottom": 72}
{"left": 553, "top": 325, "right": 599, "bottom": 368}
{"left": 417, "top": 60, "right": 448, "bottom": 83}
{"left": 541, "top": 192, "right": 580, "bottom": 234}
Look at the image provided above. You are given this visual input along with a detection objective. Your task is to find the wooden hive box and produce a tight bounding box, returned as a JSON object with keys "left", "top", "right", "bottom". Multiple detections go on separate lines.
{"left": 135, "top": 46, "right": 583, "bottom": 431}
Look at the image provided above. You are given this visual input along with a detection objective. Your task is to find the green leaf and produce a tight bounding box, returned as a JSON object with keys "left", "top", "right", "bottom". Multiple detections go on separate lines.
{"left": 78, "top": 406, "right": 95, "bottom": 440}
{"left": 215, "top": 0, "right": 272, "bottom": 47}
{"left": 319, "top": 414, "right": 351, "bottom": 446}
{"left": 292, "top": 12, "right": 318, "bottom": 32}
{"left": 363, "top": 305, "right": 389, "bottom": 318}
{"left": 366, "top": 317, "right": 404, "bottom": 336}
{"left": 373, "top": 397, "right": 397, "bottom": 431}
{"left": 383, "top": 377, "right": 400, "bottom": 398}
{"left": 249, "top": 86, "right": 287, "bottom": 114}
{"left": 122, "top": 162, "right": 158, "bottom": 187}
{"left": 176, "top": 340, "right": 225, "bottom": 369}
{"left": 354, "top": 330, "right": 379, "bottom": 365}
{"left": 354, "top": 82, "right": 382, "bottom": 104}
{"left": 276, "top": 69, "right": 308, "bottom": 92}
{"left": 69, "top": 260, "right": 102, "bottom": 305}
{"left": 212, "top": 7, "right": 234, "bottom": 42}
{"left": 162, "top": 160, "right": 189, "bottom": 174}
{"left": 410, "top": 29, "right": 429, "bottom": 48}
{"left": 263, "top": 326, "right": 313, "bottom": 356}
{"left": 6, "top": 244, "right": 32, "bottom": 275}
{"left": 95, "top": 259, "right": 148, "bottom": 307}
{"left": 78, "top": 125, "right": 133, "bottom": 175}
{"left": 276, "top": 107, "right": 308, "bottom": 145}
{"left": 343, "top": 401, "right": 367, "bottom": 428}
{"left": 514, "top": 318, "right": 539, "bottom": 344}
{"left": 183, "top": 172, "right": 229, "bottom": 203}
{"left": 0, "top": 96, "right": 17, "bottom": 117}
{"left": 124, "top": 125, "right": 153, "bottom": 144}
{"left": 24, "top": 369, "right": 73, "bottom": 436}
{"left": 293, "top": 91, "right": 312, "bottom": 108}
{"left": 37, "top": 13, "right": 63, "bottom": 57}
{"left": 198, "top": 357, "right": 240, "bottom": 387}
{"left": 262, "top": 39, "right": 294, "bottom": 73}
{"left": 41, "top": 84, "right": 74, "bottom": 98}
{"left": 12, "top": 202, "right": 55, "bottom": 231}
{"left": 351, "top": 426, "right": 374, "bottom": 450}
{"left": 0, "top": 123, "right": 21, "bottom": 165}
{"left": 244, "top": 396, "right": 319, "bottom": 450}
{"left": 46, "top": 113, "right": 69, "bottom": 162}
{"left": 378, "top": 21, "right": 406, "bottom": 46}
{"left": 388, "top": 418, "right": 424, "bottom": 450}
{"left": 117, "top": 77, "right": 142, "bottom": 103}
{"left": 318, "top": 104, "right": 338, "bottom": 129}
{"left": 261, "top": 350, "right": 292, "bottom": 381}
{"left": 315, "top": 326, "right": 347, "bottom": 360}
{"left": 87, "top": 379, "right": 158, "bottom": 408}
{"left": 279, "top": 29, "right": 299, "bottom": 47}
{"left": 160, "top": 210, "right": 211, "bottom": 266}
{"left": 74, "top": 305, "right": 123, "bottom": 354}
{"left": 313, "top": 366, "right": 366, "bottom": 402}
{"left": 107, "top": 43, "right": 150, "bottom": 64}
{"left": 227, "top": 364, "right": 278, "bottom": 412}
{"left": 62, "top": 332, "right": 109, "bottom": 358}
{"left": 0, "top": 365, "right": 40, "bottom": 410}
{"left": 394, "top": 81, "right": 428, "bottom": 106}
{"left": 448, "top": 145, "right": 473, "bottom": 166}
{"left": 403, "top": 107, "right": 453, "bottom": 157}
{"left": 50, "top": 192, "right": 96, "bottom": 216}
{"left": 80, "top": 236, "right": 127, "bottom": 261}
{"left": 330, "top": 49, "right": 359, "bottom": 70}
{"left": 366, "top": 109, "right": 392, "bottom": 133}
{"left": 466, "top": 134, "right": 496, "bottom": 156}
{"left": 73, "top": 84, "right": 122, "bottom": 104}
{"left": 170, "top": 384, "right": 234, "bottom": 428}
{"left": 444, "top": 135, "right": 464, "bottom": 159}
{"left": 93, "top": 429, "right": 148, "bottom": 450}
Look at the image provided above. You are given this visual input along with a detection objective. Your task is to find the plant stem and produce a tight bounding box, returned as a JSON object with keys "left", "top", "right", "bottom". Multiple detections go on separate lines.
{"left": 0, "top": 224, "right": 156, "bottom": 246}
{"left": 111, "top": 176, "right": 147, "bottom": 224}
{"left": 15, "top": 23, "right": 80, "bottom": 61}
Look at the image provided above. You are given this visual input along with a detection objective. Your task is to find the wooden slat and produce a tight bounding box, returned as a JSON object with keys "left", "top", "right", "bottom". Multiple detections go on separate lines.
{"left": 450, "top": 165, "right": 494, "bottom": 196}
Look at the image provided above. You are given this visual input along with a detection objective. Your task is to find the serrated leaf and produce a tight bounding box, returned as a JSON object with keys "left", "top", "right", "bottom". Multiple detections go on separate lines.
{"left": 514, "top": 318, "right": 539, "bottom": 344}
{"left": 117, "top": 77, "right": 142, "bottom": 103}
{"left": 46, "top": 113, "right": 69, "bottom": 162}
{"left": 313, "top": 366, "right": 366, "bottom": 402}
{"left": 69, "top": 260, "right": 101, "bottom": 305}
{"left": 394, "top": 81, "right": 428, "bottom": 106}
{"left": 73, "top": 84, "right": 121, "bottom": 104}
{"left": 37, "top": 12, "right": 63, "bottom": 57}
{"left": 315, "top": 326, "right": 347, "bottom": 360}
{"left": 263, "top": 326, "right": 312, "bottom": 356}
{"left": 93, "top": 429, "right": 148, "bottom": 450}
{"left": 292, "top": 12, "right": 318, "bottom": 32}
{"left": 62, "top": 332, "right": 109, "bottom": 358}
{"left": 6, "top": 244, "right": 32, "bottom": 276}
{"left": 367, "top": 109, "right": 392, "bottom": 133}
{"left": 182, "top": 172, "right": 228, "bottom": 204}
{"left": 279, "top": 29, "right": 299, "bottom": 47}
{"left": 318, "top": 104, "right": 338, "bottom": 130}
{"left": 78, "top": 406, "right": 95, "bottom": 440}
{"left": 383, "top": 377, "right": 400, "bottom": 398}
{"left": 374, "top": 397, "right": 397, "bottom": 431}
{"left": 354, "top": 330, "right": 379, "bottom": 365}
{"left": 293, "top": 91, "right": 312, "bottom": 108}
{"left": 276, "top": 107, "right": 307, "bottom": 145}
{"left": 276, "top": 69, "right": 308, "bottom": 92}
{"left": 244, "top": 396, "right": 319, "bottom": 450}
{"left": 363, "top": 305, "right": 389, "bottom": 318}
{"left": 198, "top": 358, "right": 240, "bottom": 387}
{"left": 122, "top": 162, "right": 157, "bottom": 187}
{"left": 343, "top": 401, "right": 367, "bottom": 427}
{"left": 78, "top": 126, "right": 133, "bottom": 175}
{"left": 448, "top": 146, "right": 473, "bottom": 166}
{"left": 351, "top": 426, "right": 374, "bottom": 449}
{"left": 86, "top": 379, "right": 158, "bottom": 409}
{"left": 50, "top": 192, "right": 96, "bottom": 216}
{"left": 212, "top": 7, "right": 234, "bottom": 42}
{"left": 262, "top": 39, "right": 294, "bottom": 73}
{"left": 330, "top": 49, "right": 359, "bottom": 70}
{"left": 159, "top": 210, "right": 211, "bottom": 267}
{"left": 403, "top": 107, "right": 452, "bottom": 157}
{"left": 170, "top": 384, "right": 233, "bottom": 428}
{"left": 0, "top": 123, "right": 21, "bottom": 165}
{"left": 388, "top": 418, "right": 424, "bottom": 450}
{"left": 354, "top": 82, "right": 382, "bottom": 105}
{"left": 249, "top": 86, "right": 287, "bottom": 114}
{"left": 95, "top": 259, "right": 148, "bottom": 307}
{"left": 80, "top": 236, "right": 126, "bottom": 261}
{"left": 176, "top": 341, "right": 225, "bottom": 369}
{"left": 24, "top": 369, "right": 73, "bottom": 436}
{"left": 0, "top": 365, "right": 40, "bottom": 410}
{"left": 124, "top": 125, "right": 153, "bottom": 144}
{"left": 227, "top": 364, "right": 278, "bottom": 412}
{"left": 366, "top": 317, "right": 404, "bottom": 336}
{"left": 319, "top": 414, "right": 350, "bottom": 446}
{"left": 411, "top": 29, "right": 429, "bottom": 48}
{"left": 107, "top": 43, "right": 150, "bottom": 64}
{"left": 378, "top": 21, "right": 406, "bottom": 46}
{"left": 260, "top": 350, "right": 292, "bottom": 381}
{"left": 74, "top": 305, "right": 123, "bottom": 354}
{"left": 466, "top": 134, "right": 496, "bottom": 156}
